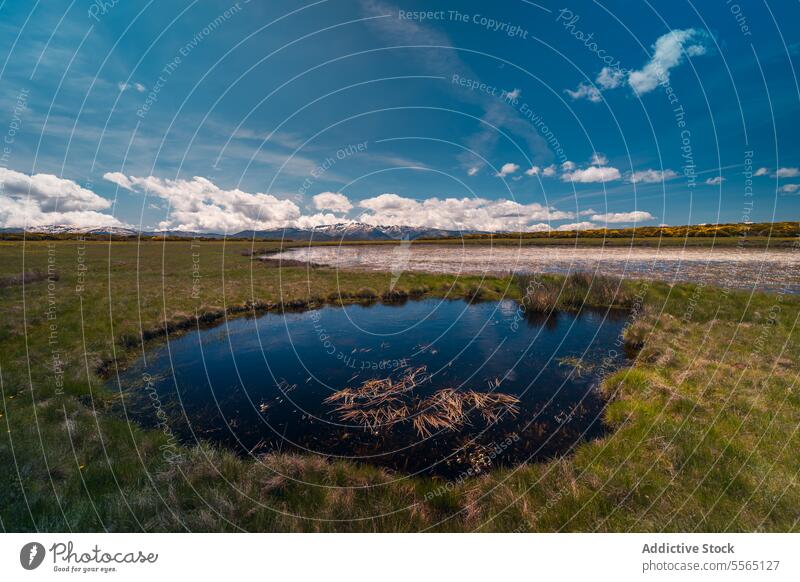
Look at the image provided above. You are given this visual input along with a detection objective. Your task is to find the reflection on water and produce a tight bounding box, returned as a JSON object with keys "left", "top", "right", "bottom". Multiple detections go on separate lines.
{"left": 275, "top": 244, "right": 799, "bottom": 293}
{"left": 114, "top": 299, "right": 630, "bottom": 477}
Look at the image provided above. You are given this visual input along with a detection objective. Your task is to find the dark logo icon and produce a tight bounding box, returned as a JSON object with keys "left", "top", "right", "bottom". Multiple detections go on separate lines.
{"left": 20, "top": 542, "right": 46, "bottom": 570}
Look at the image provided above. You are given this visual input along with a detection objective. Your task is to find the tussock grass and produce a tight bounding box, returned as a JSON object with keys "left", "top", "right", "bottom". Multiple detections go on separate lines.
{"left": 516, "top": 271, "right": 635, "bottom": 312}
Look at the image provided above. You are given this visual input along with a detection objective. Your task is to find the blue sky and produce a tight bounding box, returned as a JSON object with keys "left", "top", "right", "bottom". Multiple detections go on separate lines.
{"left": 0, "top": 0, "right": 798, "bottom": 233}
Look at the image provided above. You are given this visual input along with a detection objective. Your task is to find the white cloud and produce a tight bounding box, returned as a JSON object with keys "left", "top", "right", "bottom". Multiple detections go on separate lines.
{"left": 504, "top": 88, "right": 521, "bottom": 100}
{"left": 705, "top": 176, "right": 724, "bottom": 185}
{"left": 0, "top": 168, "right": 125, "bottom": 228}
{"left": 566, "top": 29, "right": 709, "bottom": 102}
{"left": 103, "top": 173, "right": 302, "bottom": 233}
{"left": 0, "top": 197, "right": 127, "bottom": 229}
{"left": 775, "top": 167, "right": 800, "bottom": 178}
{"left": 754, "top": 167, "right": 770, "bottom": 176}
{"left": 557, "top": 221, "right": 597, "bottom": 231}
{"left": 779, "top": 184, "right": 800, "bottom": 194}
{"left": 357, "top": 193, "right": 574, "bottom": 232}
{"left": 495, "top": 162, "right": 520, "bottom": 177}
{"left": 590, "top": 211, "right": 655, "bottom": 223}
{"left": 566, "top": 67, "right": 624, "bottom": 102}
{"left": 293, "top": 212, "right": 349, "bottom": 228}
{"left": 628, "top": 29, "right": 708, "bottom": 95}
{"left": 578, "top": 208, "right": 598, "bottom": 216}
{"left": 467, "top": 166, "right": 479, "bottom": 176}
{"left": 542, "top": 164, "right": 557, "bottom": 177}
{"left": 103, "top": 171, "right": 134, "bottom": 191}
{"left": 562, "top": 166, "right": 622, "bottom": 183}
{"left": 628, "top": 169, "right": 679, "bottom": 183}
{"left": 118, "top": 82, "right": 146, "bottom": 93}
{"left": 596, "top": 67, "right": 624, "bottom": 89}
{"left": 2, "top": 167, "right": 111, "bottom": 211}
{"left": 590, "top": 153, "right": 609, "bottom": 166}
{"left": 561, "top": 160, "right": 576, "bottom": 171}
{"left": 526, "top": 223, "right": 551, "bottom": 232}
{"left": 565, "top": 83, "right": 601, "bottom": 103}
{"left": 525, "top": 166, "right": 541, "bottom": 176}
{"left": 312, "top": 191, "right": 352, "bottom": 213}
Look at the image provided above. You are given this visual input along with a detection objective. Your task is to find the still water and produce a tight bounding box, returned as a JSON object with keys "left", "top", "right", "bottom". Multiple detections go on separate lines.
{"left": 274, "top": 244, "right": 799, "bottom": 293}
{"left": 115, "top": 299, "right": 629, "bottom": 477}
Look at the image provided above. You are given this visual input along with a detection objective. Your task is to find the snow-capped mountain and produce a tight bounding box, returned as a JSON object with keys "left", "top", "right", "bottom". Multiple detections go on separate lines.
{"left": 14, "top": 225, "right": 141, "bottom": 236}
{"left": 231, "top": 222, "right": 475, "bottom": 241}
{"left": 15, "top": 222, "right": 476, "bottom": 240}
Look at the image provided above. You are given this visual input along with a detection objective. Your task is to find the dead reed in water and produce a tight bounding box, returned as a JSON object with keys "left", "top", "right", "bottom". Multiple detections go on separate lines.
{"left": 326, "top": 367, "right": 520, "bottom": 438}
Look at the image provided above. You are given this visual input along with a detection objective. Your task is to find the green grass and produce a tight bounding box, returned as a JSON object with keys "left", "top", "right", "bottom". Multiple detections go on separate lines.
{"left": 0, "top": 240, "right": 798, "bottom": 532}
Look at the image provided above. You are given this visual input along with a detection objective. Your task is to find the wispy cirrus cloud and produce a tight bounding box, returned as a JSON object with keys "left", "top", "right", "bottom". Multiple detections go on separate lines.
{"left": 359, "top": 0, "right": 552, "bottom": 173}
{"left": 628, "top": 169, "right": 679, "bottom": 183}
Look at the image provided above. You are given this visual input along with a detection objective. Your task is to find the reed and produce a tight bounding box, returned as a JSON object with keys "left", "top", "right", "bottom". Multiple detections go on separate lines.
{"left": 326, "top": 368, "right": 520, "bottom": 438}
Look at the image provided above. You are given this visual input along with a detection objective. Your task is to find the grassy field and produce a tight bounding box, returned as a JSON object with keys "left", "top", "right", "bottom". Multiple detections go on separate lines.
{"left": 0, "top": 239, "right": 798, "bottom": 532}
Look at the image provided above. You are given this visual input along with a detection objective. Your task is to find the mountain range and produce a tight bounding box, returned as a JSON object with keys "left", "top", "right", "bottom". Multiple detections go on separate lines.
{"left": 8, "top": 222, "right": 478, "bottom": 241}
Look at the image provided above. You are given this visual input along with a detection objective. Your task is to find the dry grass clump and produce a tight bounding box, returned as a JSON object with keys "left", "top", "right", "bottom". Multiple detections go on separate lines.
{"left": 326, "top": 367, "right": 519, "bottom": 438}
{"left": 413, "top": 389, "right": 519, "bottom": 437}
{"left": 516, "top": 272, "right": 634, "bottom": 312}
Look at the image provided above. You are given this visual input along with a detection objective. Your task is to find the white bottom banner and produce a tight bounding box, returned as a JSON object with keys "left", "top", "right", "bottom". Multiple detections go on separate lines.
{"left": 1, "top": 533, "right": 797, "bottom": 581}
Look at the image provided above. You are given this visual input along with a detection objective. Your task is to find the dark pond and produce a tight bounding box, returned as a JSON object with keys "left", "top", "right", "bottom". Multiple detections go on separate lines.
{"left": 113, "top": 299, "right": 630, "bottom": 477}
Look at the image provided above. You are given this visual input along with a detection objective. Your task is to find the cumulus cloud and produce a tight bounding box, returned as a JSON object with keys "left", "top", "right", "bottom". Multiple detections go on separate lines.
{"left": 495, "top": 162, "right": 520, "bottom": 178}
{"left": 103, "top": 173, "right": 302, "bottom": 233}
{"left": 561, "top": 160, "right": 576, "bottom": 171}
{"left": 779, "top": 184, "right": 799, "bottom": 194}
{"left": 0, "top": 197, "right": 127, "bottom": 229}
{"left": 467, "top": 166, "right": 479, "bottom": 176}
{"left": 525, "top": 166, "right": 541, "bottom": 176}
{"left": 775, "top": 167, "right": 800, "bottom": 178}
{"left": 565, "top": 83, "right": 601, "bottom": 103}
{"left": 562, "top": 165, "right": 622, "bottom": 183}
{"left": 566, "top": 67, "right": 624, "bottom": 102}
{"left": 357, "top": 193, "right": 573, "bottom": 232}
{"left": 590, "top": 153, "right": 609, "bottom": 166}
{"left": 628, "top": 169, "right": 679, "bottom": 183}
{"left": 312, "top": 191, "right": 352, "bottom": 213}
{"left": 754, "top": 167, "right": 770, "bottom": 176}
{"left": 0, "top": 168, "right": 125, "bottom": 228}
{"left": 596, "top": 67, "right": 624, "bottom": 89}
{"left": 567, "top": 29, "right": 709, "bottom": 101}
{"left": 525, "top": 165, "right": 558, "bottom": 177}
{"left": 557, "top": 221, "right": 597, "bottom": 231}
{"left": 590, "top": 211, "right": 655, "bottom": 223}
{"left": 2, "top": 167, "right": 110, "bottom": 211}
{"left": 705, "top": 176, "right": 724, "bottom": 185}
{"left": 628, "top": 29, "right": 708, "bottom": 95}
